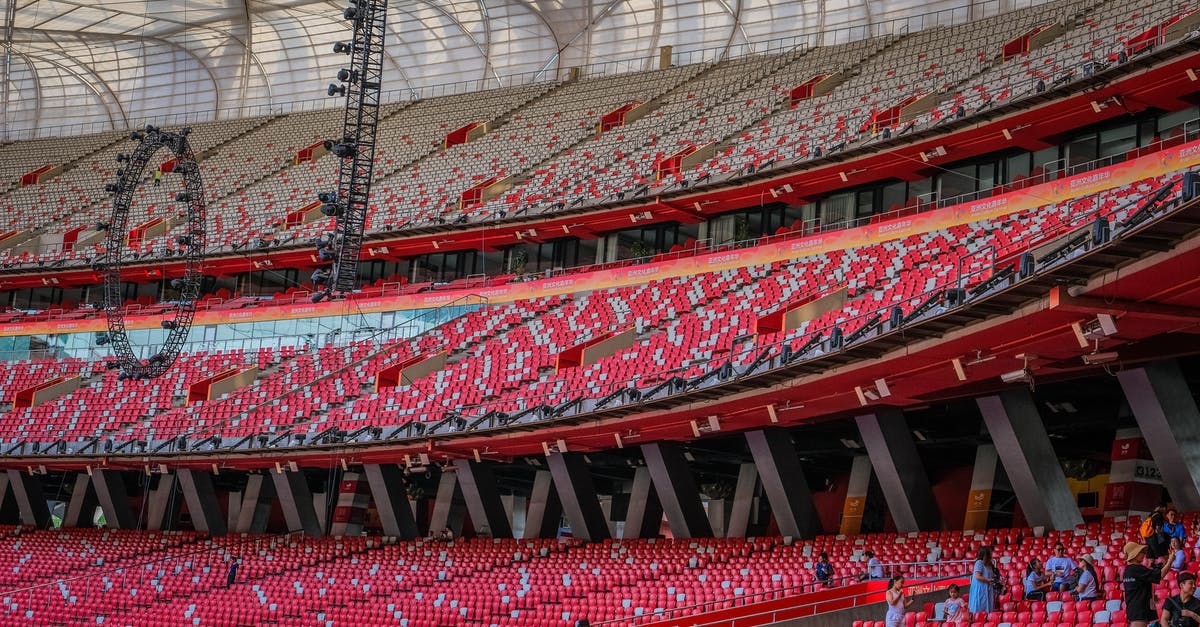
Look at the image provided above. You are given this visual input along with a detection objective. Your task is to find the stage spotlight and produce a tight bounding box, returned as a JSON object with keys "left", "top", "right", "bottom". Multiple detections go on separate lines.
{"left": 175, "top": 191, "right": 192, "bottom": 202}
{"left": 96, "top": 334, "right": 110, "bottom": 346}
{"left": 144, "top": 124, "right": 160, "bottom": 134}
{"left": 116, "top": 153, "right": 129, "bottom": 163}
{"left": 317, "top": 191, "right": 337, "bottom": 204}
{"left": 105, "top": 183, "right": 120, "bottom": 193}
{"left": 328, "top": 84, "right": 347, "bottom": 97}
{"left": 130, "top": 131, "right": 143, "bottom": 141}
{"left": 337, "top": 68, "right": 358, "bottom": 83}
{"left": 344, "top": 6, "right": 358, "bottom": 20}
{"left": 179, "top": 127, "right": 192, "bottom": 136}
{"left": 333, "top": 42, "right": 352, "bottom": 54}
{"left": 95, "top": 222, "right": 110, "bottom": 231}
{"left": 330, "top": 142, "right": 357, "bottom": 158}
{"left": 161, "top": 320, "right": 178, "bottom": 330}
{"left": 176, "top": 235, "right": 192, "bottom": 246}
{"left": 320, "top": 203, "right": 343, "bottom": 217}
{"left": 105, "top": 361, "right": 121, "bottom": 370}
{"left": 170, "top": 279, "right": 185, "bottom": 290}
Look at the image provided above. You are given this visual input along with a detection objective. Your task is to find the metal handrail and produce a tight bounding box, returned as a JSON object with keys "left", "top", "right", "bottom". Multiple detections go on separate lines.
{"left": 592, "top": 560, "right": 974, "bottom": 627}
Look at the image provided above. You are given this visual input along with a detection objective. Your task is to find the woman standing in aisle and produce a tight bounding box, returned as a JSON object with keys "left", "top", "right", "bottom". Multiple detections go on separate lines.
{"left": 969, "top": 546, "right": 996, "bottom": 614}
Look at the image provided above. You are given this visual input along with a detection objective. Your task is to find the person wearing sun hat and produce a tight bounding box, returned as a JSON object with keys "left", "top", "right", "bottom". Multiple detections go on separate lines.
{"left": 1124, "top": 541, "right": 1172, "bottom": 627}
{"left": 1074, "top": 553, "right": 1099, "bottom": 601}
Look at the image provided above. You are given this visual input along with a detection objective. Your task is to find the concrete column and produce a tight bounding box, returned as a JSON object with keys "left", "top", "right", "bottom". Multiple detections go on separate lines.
{"left": 313, "top": 468, "right": 342, "bottom": 537}
{"left": 428, "top": 470, "right": 466, "bottom": 536}
{"left": 270, "top": 469, "right": 323, "bottom": 537}
{"left": 622, "top": 466, "right": 663, "bottom": 539}
{"left": 6, "top": 470, "right": 48, "bottom": 529}
{"left": 546, "top": 452, "right": 609, "bottom": 542}
{"left": 62, "top": 473, "right": 98, "bottom": 528}
{"left": 976, "top": 389, "right": 1083, "bottom": 530}
{"left": 964, "top": 445, "right": 999, "bottom": 531}
{"left": 178, "top": 469, "right": 227, "bottom": 536}
{"left": 363, "top": 464, "right": 419, "bottom": 540}
{"left": 855, "top": 410, "right": 942, "bottom": 532}
{"left": 0, "top": 474, "right": 19, "bottom": 526}
{"left": 726, "top": 463, "right": 758, "bottom": 538}
{"left": 840, "top": 455, "right": 874, "bottom": 535}
{"left": 92, "top": 469, "right": 135, "bottom": 530}
{"left": 746, "top": 428, "right": 820, "bottom": 538}
{"left": 147, "top": 473, "right": 180, "bottom": 532}
{"left": 234, "top": 474, "right": 274, "bottom": 534}
{"left": 504, "top": 495, "right": 527, "bottom": 539}
{"left": 1117, "top": 360, "right": 1200, "bottom": 510}
{"left": 641, "top": 442, "right": 712, "bottom": 538}
{"left": 707, "top": 499, "right": 731, "bottom": 538}
{"left": 1102, "top": 428, "right": 1163, "bottom": 517}
{"left": 452, "top": 460, "right": 512, "bottom": 538}
{"left": 523, "top": 470, "right": 562, "bottom": 539}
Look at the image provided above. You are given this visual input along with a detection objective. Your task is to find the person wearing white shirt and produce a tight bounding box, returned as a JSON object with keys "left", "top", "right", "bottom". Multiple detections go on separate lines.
{"left": 1044, "top": 543, "right": 1077, "bottom": 592}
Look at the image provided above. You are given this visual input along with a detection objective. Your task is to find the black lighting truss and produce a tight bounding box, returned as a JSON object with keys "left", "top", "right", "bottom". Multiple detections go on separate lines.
{"left": 326, "top": 0, "right": 387, "bottom": 294}
{"left": 101, "top": 127, "right": 206, "bottom": 378}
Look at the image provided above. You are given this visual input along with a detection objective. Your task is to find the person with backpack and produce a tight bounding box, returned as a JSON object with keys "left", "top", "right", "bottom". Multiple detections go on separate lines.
{"left": 1161, "top": 571, "right": 1200, "bottom": 627}
{"left": 1143, "top": 507, "right": 1170, "bottom": 559}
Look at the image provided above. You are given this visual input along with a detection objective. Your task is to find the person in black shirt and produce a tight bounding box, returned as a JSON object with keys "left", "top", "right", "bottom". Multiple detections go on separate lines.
{"left": 1162, "top": 571, "right": 1200, "bottom": 627}
{"left": 226, "top": 556, "right": 241, "bottom": 588}
{"left": 1123, "top": 542, "right": 1172, "bottom": 627}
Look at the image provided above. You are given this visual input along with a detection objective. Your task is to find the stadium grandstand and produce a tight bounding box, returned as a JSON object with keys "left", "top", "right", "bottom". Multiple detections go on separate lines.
{"left": 2, "top": 0, "right": 1200, "bottom": 624}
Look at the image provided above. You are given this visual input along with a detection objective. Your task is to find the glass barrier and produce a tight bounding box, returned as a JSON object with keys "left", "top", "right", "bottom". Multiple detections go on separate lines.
{"left": 0, "top": 298, "right": 484, "bottom": 364}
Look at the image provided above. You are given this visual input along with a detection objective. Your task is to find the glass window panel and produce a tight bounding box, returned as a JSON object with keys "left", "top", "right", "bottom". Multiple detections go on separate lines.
{"left": 1099, "top": 124, "right": 1137, "bottom": 158}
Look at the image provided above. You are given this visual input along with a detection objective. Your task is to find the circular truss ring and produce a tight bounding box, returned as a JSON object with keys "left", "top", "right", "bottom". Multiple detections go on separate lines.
{"left": 100, "top": 126, "right": 206, "bottom": 379}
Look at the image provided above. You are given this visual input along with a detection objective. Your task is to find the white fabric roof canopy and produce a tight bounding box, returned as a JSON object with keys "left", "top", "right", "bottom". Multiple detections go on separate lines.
{"left": 1, "top": 0, "right": 1030, "bottom": 138}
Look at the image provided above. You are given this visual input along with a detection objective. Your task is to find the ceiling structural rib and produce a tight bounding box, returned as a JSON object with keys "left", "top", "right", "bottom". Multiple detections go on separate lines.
{"left": 2, "top": 0, "right": 17, "bottom": 127}
{"left": 4, "top": 0, "right": 1028, "bottom": 137}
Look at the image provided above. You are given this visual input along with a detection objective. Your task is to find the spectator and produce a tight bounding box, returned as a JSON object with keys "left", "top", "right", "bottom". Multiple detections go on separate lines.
{"left": 1045, "top": 542, "right": 1077, "bottom": 591}
{"left": 1173, "top": 538, "right": 1189, "bottom": 572}
{"left": 814, "top": 552, "right": 835, "bottom": 587}
{"left": 884, "top": 575, "right": 912, "bottom": 627}
{"left": 969, "top": 546, "right": 996, "bottom": 614}
{"left": 1145, "top": 507, "right": 1169, "bottom": 559}
{"left": 1074, "top": 554, "right": 1099, "bottom": 602}
{"left": 226, "top": 556, "right": 240, "bottom": 588}
{"left": 1165, "top": 509, "right": 1189, "bottom": 541}
{"left": 1123, "top": 541, "right": 1172, "bottom": 627}
{"left": 1161, "top": 571, "right": 1200, "bottom": 627}
{"left": 864, "top": 551, "right": 884, "bottom": 580}
{"left": 1024, "top": 558, "right": 1052, "bottom": 601}
{"left": 943, "top": 583, "right": 968, "bottom": 624}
